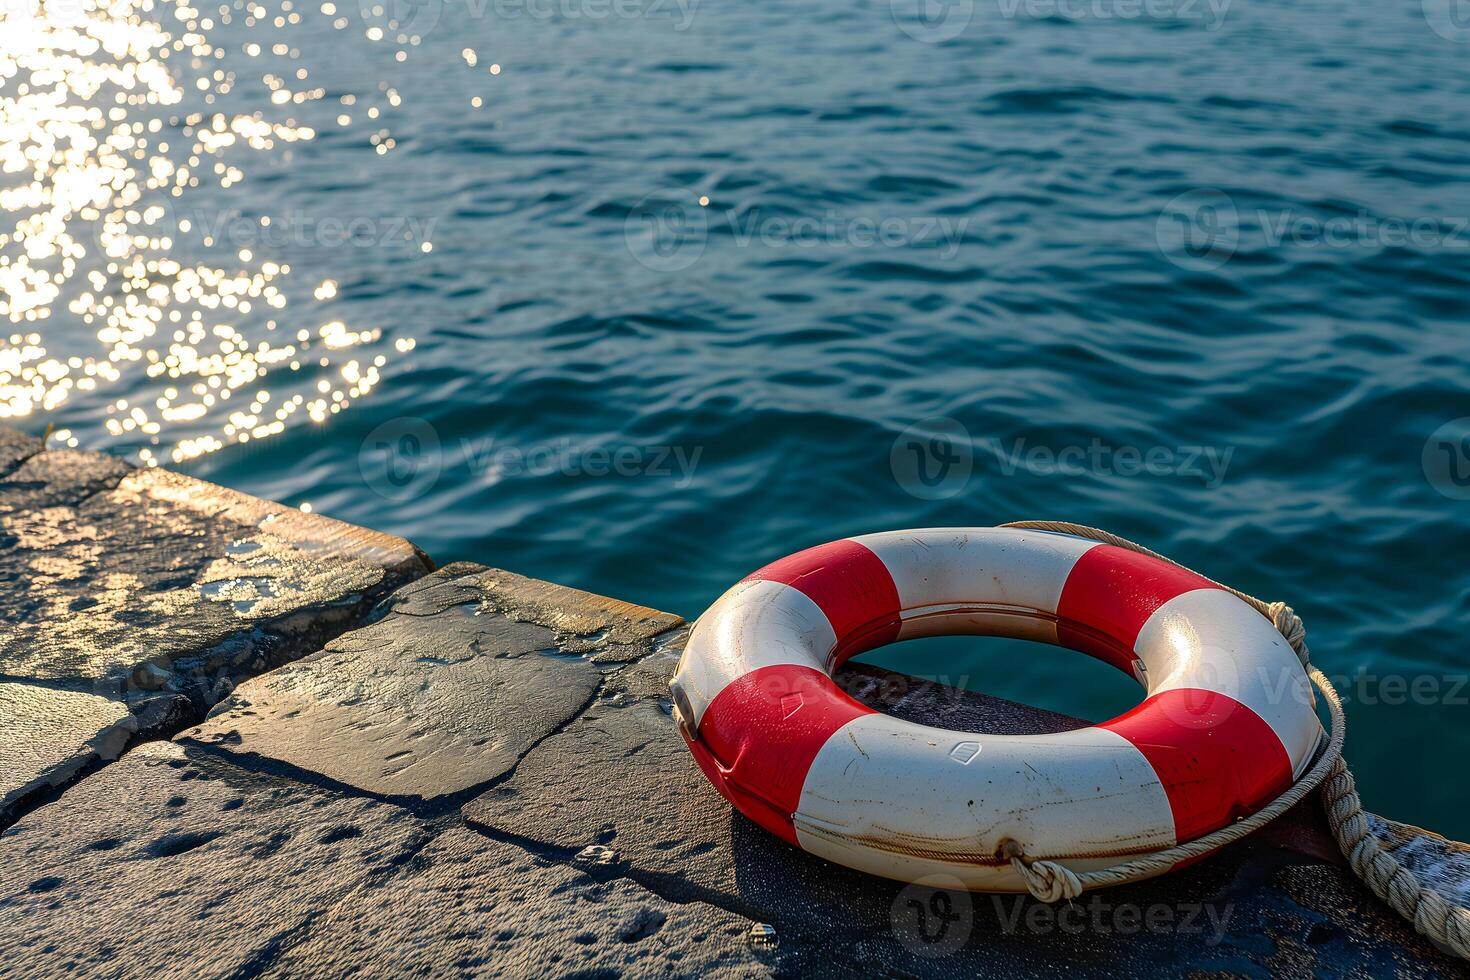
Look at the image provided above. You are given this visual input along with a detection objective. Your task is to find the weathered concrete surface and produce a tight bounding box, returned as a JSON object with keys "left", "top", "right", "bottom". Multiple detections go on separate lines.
{"left": 0, "top": 683, "right": 135, "bottom": 818}
{"left": 0, "top": 464, "right": 432, "bottom": 685}
{"left": 0, "top": 425, "right": 433, "bottom": 827}
{"left": 0, "top": 742, "right": 761, "bottom": 978}
{"left": 0, "top": 565, "right": 764, "bottom": 978}
{"left": 0, "top": 448, "right": 132, "bottom": 514}
{"left": 0, "top": 426, "right": 42, "bottom": 475}
{"left": 261, "top": 827, "right": 764, "bottom": 978}
{"left": 468, "top": 565, "right": 683, "bottom": 664}
{"left": 177, "top": 564, "right": 642, "bottom": 802}
{"left": 0, "top": 741, "right": 428, "bottom": 977}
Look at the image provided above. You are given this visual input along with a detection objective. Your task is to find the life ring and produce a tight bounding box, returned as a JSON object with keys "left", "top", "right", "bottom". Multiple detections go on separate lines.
{"left": 669, "top": 527, "right": 1323, "bottom": 891}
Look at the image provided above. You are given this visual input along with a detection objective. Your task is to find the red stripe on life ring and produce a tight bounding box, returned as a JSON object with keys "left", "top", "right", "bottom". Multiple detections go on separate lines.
{"left": 1098, "top": 688, "right": 1293, "bottom": 843}
{"left": 744, "top": 539, "right": 902, "bottom": 662}
{"left": 687, "top": 663, "right": 874, "bottom": 845}
{"left": 1056, "top": 544, "right": 1221, "bottom": 668}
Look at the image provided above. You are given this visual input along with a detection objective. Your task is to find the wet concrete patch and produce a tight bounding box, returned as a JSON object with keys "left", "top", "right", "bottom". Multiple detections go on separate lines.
{"left": 178, "top": 565, "right": 614, "bottom": 802}
{"left": 468, "top": 565, "right": 685, "bottom": 664}
{"left": 1366, "top": 815, "right": 1470, "bottom": 916}
{"left": 175, "top": 563, "right": 688, "bottom": 804}
{"left": 0, "top": 464, "right": 431, "bottom": 687}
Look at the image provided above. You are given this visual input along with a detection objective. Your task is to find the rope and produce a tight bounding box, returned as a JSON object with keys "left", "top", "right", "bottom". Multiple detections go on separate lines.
{"left": 997, "top": 520, "right": 1470, "bottom": 960}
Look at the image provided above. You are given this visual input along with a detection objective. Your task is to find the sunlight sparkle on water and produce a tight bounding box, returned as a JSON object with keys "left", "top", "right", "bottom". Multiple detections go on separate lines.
{"left": 0, "top": 0, "right": 415, "bottom": 464}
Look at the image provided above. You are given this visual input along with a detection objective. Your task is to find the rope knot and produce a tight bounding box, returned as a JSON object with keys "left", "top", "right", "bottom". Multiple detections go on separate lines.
{"left": 1008, "top": 853, "right": 1083, "bottom": 903}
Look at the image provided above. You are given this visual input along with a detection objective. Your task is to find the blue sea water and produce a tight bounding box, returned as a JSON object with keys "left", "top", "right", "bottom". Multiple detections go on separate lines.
{"left": 5, "top": 0, "right": 1469, "bottom": 836}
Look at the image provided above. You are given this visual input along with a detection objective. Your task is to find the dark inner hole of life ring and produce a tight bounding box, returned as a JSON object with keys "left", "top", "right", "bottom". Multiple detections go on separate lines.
{"left": 837, "top": 609, "right": 1145, "bottom": 735}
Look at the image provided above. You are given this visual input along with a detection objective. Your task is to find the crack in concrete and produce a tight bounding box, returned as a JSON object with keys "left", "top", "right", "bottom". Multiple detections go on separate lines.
{"left": 60, "top": 465, "right": 133, "bottom": 511}
{"left": 0, "top": 448, "right": 133, "bottom": 518}
{"left": 0, "top": 442, "right": 44, "bottom": 480}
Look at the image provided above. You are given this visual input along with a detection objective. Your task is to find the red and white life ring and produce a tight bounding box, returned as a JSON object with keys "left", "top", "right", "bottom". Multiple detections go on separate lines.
{"left": 670, "top": 527, "right": 1323, "bottom": 891}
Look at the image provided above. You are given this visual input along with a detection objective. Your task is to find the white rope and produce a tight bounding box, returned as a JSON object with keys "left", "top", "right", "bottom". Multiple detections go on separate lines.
{"left": 998, "top": 521, "right": 1470, "bottom": 960}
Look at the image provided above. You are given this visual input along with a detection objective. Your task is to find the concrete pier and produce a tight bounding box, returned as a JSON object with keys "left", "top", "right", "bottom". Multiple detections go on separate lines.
{"left": 0, "top": 427, "right": 1463, "bottom": 977}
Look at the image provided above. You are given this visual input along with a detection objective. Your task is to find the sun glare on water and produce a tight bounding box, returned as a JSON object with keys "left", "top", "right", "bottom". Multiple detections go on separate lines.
{"left": 0, "top": 0, "right": 415, "bottom": 464}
